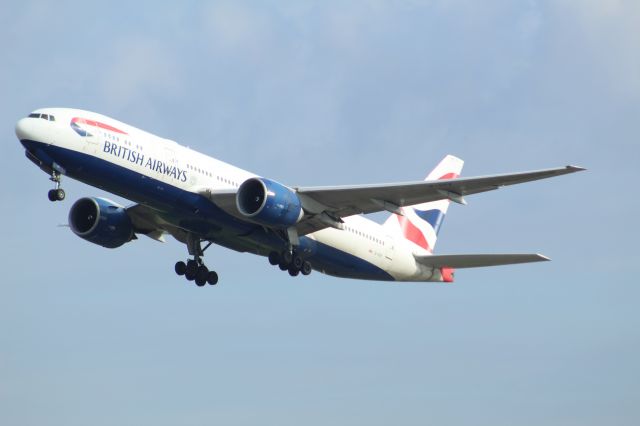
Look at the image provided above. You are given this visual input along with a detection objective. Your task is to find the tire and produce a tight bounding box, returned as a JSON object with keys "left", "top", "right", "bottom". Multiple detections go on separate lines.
{"left": 207, "top": 271, "right": 218, "bottom": 285}
{"left": 301, "top": 261, "right": 312, "bottom": 276}
{"left": 268, "top": 251, "right": 280, "bottom": 265}
{"left": 195, "top": 276, "right": 206, "bottom": 286}
{"left": 47, "top": 190, "right": 57, "bottom": 202}
{"left": 196, "top": 265, "right": 209, "bottom": 283}
{"left": 292, "top": 254, "right": 303, "bottom": 270}
{"left": 185, "top": 260, "right": 198, "bottom": 281}
{"left": 288, "top": 266, "right": 300, "bottom": 277}
{"left": 282, "top": 250, "right": 293, "bottom": 264}
{"left": 175, "top": 261, "right": 187, "bottom": 275}
{"left": 55, "top": 188, "right": 65, "bottom": 201}
{"left": 278, "top": 260, "right": 289, "bottom": 271}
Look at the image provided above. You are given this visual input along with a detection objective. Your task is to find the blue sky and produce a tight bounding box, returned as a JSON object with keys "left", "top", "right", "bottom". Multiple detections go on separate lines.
{"left": 1, "top": 1, "right": 638, "bottom": 425}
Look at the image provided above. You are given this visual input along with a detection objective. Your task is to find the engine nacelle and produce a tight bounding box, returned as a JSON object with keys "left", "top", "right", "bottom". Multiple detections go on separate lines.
{"left": 236, "top": 177, "right": 303, "bottom": 228}
{"left": 68, "top": 197, "right": 134, "bottom": 249}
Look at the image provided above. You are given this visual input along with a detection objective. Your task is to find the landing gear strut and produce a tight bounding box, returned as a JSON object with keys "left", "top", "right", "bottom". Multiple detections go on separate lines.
{"left": 175, "top": 234, "right": 219, "bottom": 286}
{"left": 47, "top": 171, "right": 65, "bottom": 202}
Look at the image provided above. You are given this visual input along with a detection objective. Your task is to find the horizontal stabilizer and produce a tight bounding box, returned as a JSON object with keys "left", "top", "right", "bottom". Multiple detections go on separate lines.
{"left": 414, "top": 253, "right": 550, "bottom": 268}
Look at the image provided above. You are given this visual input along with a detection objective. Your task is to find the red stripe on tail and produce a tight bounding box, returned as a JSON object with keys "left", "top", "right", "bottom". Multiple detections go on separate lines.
{"left": 439, "top": 172, "right": 458, "bottom": 180}
{"left": 397, "top": 214, "right": 431, "bottom": 252}
{"left": 394, "top": 171, "right": 458, "bottom": 252}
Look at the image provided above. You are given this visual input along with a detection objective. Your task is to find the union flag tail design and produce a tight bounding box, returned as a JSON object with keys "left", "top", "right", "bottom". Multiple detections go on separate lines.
{"left": 383, "top": 155, "right": 464, "bottom": 253}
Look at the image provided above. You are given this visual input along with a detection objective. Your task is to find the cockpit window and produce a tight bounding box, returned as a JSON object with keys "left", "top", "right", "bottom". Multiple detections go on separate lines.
{"left": 27, "top": 113, "right": 56, "bottom": 121}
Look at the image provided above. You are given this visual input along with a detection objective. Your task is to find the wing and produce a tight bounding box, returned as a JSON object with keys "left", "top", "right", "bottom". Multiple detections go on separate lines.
{"left": 203, "top": 165, "right": 585, "bottom": 235}
{"left": 296, "top": 165, "right": 584, "bottom": 216}
{"left": 296, "top": 164, "right": 584, "bottom": 234}
{"left": 414, "top": 253, "right": 550, "bottom": 268}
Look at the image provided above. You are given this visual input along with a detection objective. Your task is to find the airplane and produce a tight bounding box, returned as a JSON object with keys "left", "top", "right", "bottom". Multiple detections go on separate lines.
{"left": 15, "top": 108, "right": 584, "bottom": 286}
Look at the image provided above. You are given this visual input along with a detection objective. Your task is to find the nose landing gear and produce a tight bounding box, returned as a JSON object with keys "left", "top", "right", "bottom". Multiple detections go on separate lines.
{"left": 47, "top": 171, "right": 65, "bottom": 202}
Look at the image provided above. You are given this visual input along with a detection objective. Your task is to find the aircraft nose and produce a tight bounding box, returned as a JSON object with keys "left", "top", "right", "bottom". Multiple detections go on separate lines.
{"left": 15, "top": 117, "right": 32, "bottom": 141}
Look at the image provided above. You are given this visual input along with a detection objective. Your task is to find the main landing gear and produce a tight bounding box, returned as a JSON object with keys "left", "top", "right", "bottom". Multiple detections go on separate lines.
{"left": 174, "top": 234, "right": 219, "bottom": 287}
{"left": 47, "top": 171, "right": 65, "bottom": 202}
{"left": 268, "top": 250, "right": 312, "bottom": 277}
{"left": 175, "top": 259, "right": 218, "bottom": 286}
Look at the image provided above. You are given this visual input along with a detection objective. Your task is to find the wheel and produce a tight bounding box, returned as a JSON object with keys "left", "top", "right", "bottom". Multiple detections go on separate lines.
{"left": 47, "top": 189, "right": 57, "bottom": 202}
{"left": 185, "top": 260, "right": 198, "bottom": 281}
{"left": 196, "top": 265, "right": 209, "bottom": 284}
{"left": 55, "top": 188, "right": 65, "bottom": 201}
{"left": 185, "top": 269, "right": 197, "bottom": 281}
{"left": 292, "top": 254, "right": 303, "bottom": 270}
{"left": 207, "top": 271, "right": 218, "bottom": 285}
{"left": 175, "top": 261, "right": 187, "bottom": 275}
{"left": 268, "top": 251, "right": 280, "bottom": 265}
{"left": 278, "top": 260, "right": 289, "bottom": 271}
{"left": 288, "top": 266, "right": 300, "bottom": 277}
{"left": 282, "top": 250, "right": 293, "bottom": 264}
{"left": 301, "top": 261, "right": 312, "bottom": 276}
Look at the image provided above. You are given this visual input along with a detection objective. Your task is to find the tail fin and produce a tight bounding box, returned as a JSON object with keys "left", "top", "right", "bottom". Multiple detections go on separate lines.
{"left": 383, "top": 155, "right": 464, "bottom": 253}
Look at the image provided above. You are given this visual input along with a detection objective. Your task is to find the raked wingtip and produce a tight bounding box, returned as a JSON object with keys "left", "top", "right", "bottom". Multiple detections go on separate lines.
{"left": 566, "top": 165, "right": 587, "bottom": 172}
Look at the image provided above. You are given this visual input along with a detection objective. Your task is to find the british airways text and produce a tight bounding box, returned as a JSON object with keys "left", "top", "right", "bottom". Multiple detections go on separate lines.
{"left": 103, "top": 141, "right": 188, "bottom": 182}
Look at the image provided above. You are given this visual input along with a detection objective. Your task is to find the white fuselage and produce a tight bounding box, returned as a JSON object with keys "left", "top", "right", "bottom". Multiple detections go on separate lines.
{"left": 16, "top": 108, "right": 447, "bottom": 282}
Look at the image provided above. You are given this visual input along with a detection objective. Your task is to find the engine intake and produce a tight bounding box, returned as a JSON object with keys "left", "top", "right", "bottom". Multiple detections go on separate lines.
{"left": 69, "top": 197, "right": 134, "bottom": 248}
{"left": 236, "top": 177, "right": 303, "bottom": 228}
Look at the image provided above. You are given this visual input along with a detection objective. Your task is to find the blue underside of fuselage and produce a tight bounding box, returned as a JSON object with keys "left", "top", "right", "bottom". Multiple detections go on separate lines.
{"left": 21, "top": 139, "right": 394, "bottom": 281}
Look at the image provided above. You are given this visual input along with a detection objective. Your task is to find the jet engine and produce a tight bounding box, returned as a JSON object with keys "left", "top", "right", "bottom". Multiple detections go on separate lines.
{"left": 68, "top": 197, "right": 134, "bottom": 248}
{"left": 236, "top": 177, "right": 303, "bottom": 228}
